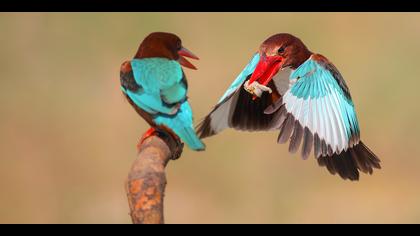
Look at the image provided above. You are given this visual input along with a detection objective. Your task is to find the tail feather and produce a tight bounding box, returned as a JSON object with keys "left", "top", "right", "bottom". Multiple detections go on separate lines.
{"left": 317, "top": 141, "right": 381, "bottom": 181}
{"left": 153, "top": 101, "right": 205, "bottom": 151}
{"left": 176, "top": 126, "right": 206, "bottom": 151}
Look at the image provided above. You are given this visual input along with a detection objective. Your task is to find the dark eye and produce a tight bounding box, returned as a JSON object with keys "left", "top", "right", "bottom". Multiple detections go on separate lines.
{"left": 277, "top": 46, "right": 285, "bottom": 54}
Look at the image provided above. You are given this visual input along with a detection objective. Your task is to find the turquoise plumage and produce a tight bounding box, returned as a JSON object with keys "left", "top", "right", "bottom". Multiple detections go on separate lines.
{"left": 218, "top": 53, "right": 260, "bottom": 103}
{"left": 197, "top": 33, "right": 380, "bottom": 181}
{"left": 153, "top": 101, "right": 205, "bottom": 150}
{"left": 121, "top": 58, "right": 205, "bottom": 151}
{"left": 288, "top": 57, "right": 359, "bottom": 140}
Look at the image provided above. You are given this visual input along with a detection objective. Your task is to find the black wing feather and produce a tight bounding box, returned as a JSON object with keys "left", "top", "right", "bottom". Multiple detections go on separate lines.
{"left": 197, "top": 78, "right": 281, "bottom": 138}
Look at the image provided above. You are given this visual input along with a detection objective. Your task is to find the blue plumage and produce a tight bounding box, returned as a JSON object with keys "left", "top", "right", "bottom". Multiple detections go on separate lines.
{"left": 288, "top": 57, "right": 359, "bottom": 140}
{"left": 153, "top": 101, "right": 204, "bottom": 150}
{"left": 122, "top": 58, "right": 205, "bottom": 151}
{"left": 218, "top": 53, "right": 260, "bottom": 103}
{"left": 197, "top": 33, "right": 380, "bottom": 181}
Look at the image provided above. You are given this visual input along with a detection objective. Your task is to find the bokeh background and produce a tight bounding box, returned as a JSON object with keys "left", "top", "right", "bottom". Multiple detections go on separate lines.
{"left": 1, "top": 13, "right": 420, "bottom": 224}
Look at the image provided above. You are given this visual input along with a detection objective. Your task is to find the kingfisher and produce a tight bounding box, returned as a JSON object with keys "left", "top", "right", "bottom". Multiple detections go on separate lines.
{"left": 197, "top": 33, "right": 380, "bottom": 180}
{"left": 120, "top": 32, "right": 205, "bottom": 157}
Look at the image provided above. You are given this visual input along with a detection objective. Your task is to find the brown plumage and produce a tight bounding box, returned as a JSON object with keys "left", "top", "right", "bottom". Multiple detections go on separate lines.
{"left": 135, "top": 32, "right": 182, "bottom": 60}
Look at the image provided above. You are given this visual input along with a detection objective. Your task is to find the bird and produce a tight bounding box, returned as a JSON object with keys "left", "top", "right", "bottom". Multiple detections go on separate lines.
{"left": 120, "top": 32, "right": 205, "bottom": 157}
{"left": 196, "top": 33, "right": 380, "bottom": 180}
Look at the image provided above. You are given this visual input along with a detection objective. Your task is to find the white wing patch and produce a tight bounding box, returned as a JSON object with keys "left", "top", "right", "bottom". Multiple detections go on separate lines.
{"left": 209, "top": 94, "right": 236, "bottom": 134}
{"left": 283, "top": 90, "right": 350, "bottom": 153}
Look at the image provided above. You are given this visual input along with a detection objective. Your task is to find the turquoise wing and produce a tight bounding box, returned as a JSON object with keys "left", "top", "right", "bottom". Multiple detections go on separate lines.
{"left": 218, "top": 52, "right": 260, "bottom": 103}
{"left": 126, "top": 58, "right": 184, "bottom": 114}
{"left": 265, "top": 54, "right": 380, "bottom": 181}
{"left": 154, "top": 101, "right": 205, "bottom": 151}
{"left": 275, "top": 55, "right": 360, "bottom": 159}
{"left": 196, "top": 52, "right": 281, "bottom": 138}
{"left": 121, "top": 86, "right": 177, "bottom": 114}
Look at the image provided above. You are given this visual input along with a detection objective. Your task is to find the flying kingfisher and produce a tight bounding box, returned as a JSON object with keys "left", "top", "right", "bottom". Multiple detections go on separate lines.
{"left": 120, "top": 32, "right": 205, "bottom": 157}
{"left": 197, "top": 33, "right": 380, "bottom": 180}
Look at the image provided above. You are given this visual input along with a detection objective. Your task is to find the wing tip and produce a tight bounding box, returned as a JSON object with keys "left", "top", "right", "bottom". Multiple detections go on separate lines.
{"left": 196, "top": 115, "right": 217, "bottom": 139}
{"left": 316, "top": 141, "right": 381, "bottom": 181}
{"left": 193, "top": 145, "right": 206, "bottom": 152}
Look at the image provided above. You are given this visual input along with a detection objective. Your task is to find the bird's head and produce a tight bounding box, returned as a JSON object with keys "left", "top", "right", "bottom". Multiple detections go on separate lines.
{"left": 248, "top": 33, "right": 312, "bottom": 86}
{"left": 134, "top": 32, "right": 199, "bottom": 70}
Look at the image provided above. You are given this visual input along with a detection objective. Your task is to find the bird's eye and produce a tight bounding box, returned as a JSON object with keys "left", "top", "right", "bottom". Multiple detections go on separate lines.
{"left": 277, "top": 46, "right": 285, "bottom": 54}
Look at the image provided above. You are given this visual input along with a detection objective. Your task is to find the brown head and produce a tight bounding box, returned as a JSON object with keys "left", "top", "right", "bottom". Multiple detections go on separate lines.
{"left": 249, "top": 33, "right": 312, "bottom": 85}
{"left": 134, "top": 32, "right": 199, "bottom": 70}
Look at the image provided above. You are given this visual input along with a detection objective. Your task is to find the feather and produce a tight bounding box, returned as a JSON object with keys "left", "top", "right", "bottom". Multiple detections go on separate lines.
{"left": 316, "top": 141, "right": 380, "bottom": 181}
{"left": 301, "top": 127, "right": 313, "bottom": 160}
{"left": 269, "top": 104, "right": 287, "bottom": 129}
{"left": 278, "top": 114, "right": 295, "bottom": 144}
{"left": 314, "top": 133, "right": 321, "bottom": 158}
{"left": 289, "top": 121, "right": 304, "bottom": 153}
{"left": 321, "top": 139, "right": 328, "bottom": 157}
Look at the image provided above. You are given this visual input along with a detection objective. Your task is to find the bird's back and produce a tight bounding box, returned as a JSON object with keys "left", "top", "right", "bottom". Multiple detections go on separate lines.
{"left": 121, "top": 58, "right": 204, "bottom": 151}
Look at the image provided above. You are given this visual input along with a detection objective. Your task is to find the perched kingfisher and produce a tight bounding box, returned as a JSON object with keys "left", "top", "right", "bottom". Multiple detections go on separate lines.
{"left": 197, "top": 33, "right": 380, "bottom": 180}
{"left": 120, "top": 32, "right": 205, "bottom": 156}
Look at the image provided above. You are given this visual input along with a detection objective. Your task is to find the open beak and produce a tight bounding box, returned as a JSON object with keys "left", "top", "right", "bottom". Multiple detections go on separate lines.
{"left": 248, "top": 54, "right": 283, "bottom": 86}
{"left": 178, "top": 47, "right": 199, "bottom": 70}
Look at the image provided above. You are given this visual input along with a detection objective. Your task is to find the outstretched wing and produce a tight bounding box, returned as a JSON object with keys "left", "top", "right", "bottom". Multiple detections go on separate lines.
{"left": 275, "top": 54, "right": 360, "bottom": 157}
{"left": 267, "top": 54, "right": 380, "bottom": 180}
{"left": 197, "top": 53, "right": 291, "bottom": 138}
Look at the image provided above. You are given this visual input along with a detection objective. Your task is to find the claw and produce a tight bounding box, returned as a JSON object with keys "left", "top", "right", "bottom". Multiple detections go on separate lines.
{"left": 136, "top": 126, "right": 184, "bottom": 160}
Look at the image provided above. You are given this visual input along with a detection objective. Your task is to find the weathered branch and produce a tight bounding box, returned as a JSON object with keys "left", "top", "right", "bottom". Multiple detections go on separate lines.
{"left": 125, "top": 131, "right": 183, "bottom": 224}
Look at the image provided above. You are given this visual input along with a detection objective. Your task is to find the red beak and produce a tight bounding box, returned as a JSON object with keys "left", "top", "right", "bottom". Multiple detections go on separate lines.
{"left": 249, "top": 54, "right": 283, "bottom": 86}
{"left": 178, "top": 47, "right": 199, "bottom": 70}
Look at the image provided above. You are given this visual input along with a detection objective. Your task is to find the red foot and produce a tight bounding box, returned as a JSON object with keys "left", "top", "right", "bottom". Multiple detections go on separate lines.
{"left": 137, "top": 127, "right": 157, "bottom": 151}
{"left": 136, "top": 126, "right": 184, "bottom": 160}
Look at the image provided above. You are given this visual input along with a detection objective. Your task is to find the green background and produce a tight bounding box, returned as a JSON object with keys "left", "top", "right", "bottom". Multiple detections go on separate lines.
{"left": 1, "top": 13, "right": 419, "bottom": 223}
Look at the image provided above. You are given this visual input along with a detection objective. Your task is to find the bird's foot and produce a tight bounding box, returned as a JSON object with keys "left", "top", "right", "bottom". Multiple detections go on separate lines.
{"left": 244, "top": 80, "right": 272, "bottom": 98}
{"left": 137, "top": 127, "right": 184, "bottom": 160}
{"left": 137, "top": 127, "right": 158, "bottom": 151}
{"left": 157, "top": 126, "right": 184, "bottom": 160}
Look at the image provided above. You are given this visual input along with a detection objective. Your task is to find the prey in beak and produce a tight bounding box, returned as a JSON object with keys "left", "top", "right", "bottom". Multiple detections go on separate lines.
{"left": 178, "top": 47, "right": 199, "bottom": 70}
{"left": 244, "top": 54, "right": 284, "bottom": 100}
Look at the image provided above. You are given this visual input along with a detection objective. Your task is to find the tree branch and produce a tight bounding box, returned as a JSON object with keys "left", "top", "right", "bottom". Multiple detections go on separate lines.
{"left": 125, "top": 131, "right": 183, "bottom": 224}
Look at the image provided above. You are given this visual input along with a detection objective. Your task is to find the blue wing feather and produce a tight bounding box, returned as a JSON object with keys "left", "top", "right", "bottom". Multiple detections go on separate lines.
{"left": 129, "top": 58, "right": 184, "bottom": 114}
{"left": 122, "top": 86, "right": 175, "bottom": 114}
{"left": 284, "top": 55, "right": 359, "bottom": 153}
{"left": 218, "top": 53, "right": 260, "bottom": 103}
{"left": 153, "top": 101, "right": 205, "bottom": 150}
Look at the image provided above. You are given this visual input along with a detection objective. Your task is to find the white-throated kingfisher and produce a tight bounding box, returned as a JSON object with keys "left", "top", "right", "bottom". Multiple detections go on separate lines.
{"left": 121, "top": 32, "right": 205, "bottom": 157}
{"left": 197, "top": 33, "right": 380, "bottom": 180}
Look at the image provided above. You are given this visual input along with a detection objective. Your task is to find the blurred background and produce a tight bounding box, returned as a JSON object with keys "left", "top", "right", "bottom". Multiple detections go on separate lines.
{"left": 1, "top": 13, "right": 420, "bottom": 223}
